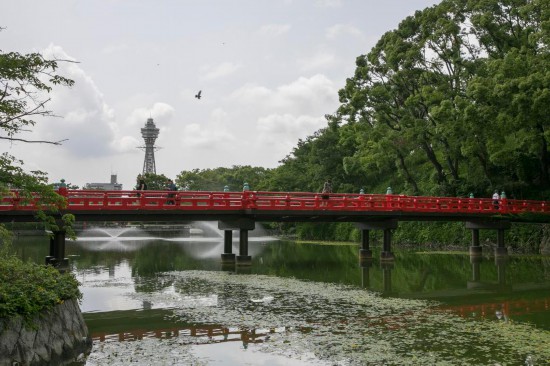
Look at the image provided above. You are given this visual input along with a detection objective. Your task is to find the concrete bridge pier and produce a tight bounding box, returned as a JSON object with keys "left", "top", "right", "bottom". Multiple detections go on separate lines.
{"left": 218, "top": 219, "right": 255, "bottom": 266}
{"left": 469, "top": 228, "right": 482, "bottom": 257}
{"left": 45, "top": 229, "right": 69, "bottom": 271}
{"left": 466, "top": 221, "right": 511, "bottom": 257}
{"left": 221, "top": 230, "right": 236, "bottom": 264}
{"left": 238, "top": 229, "right": 251, "bottom": 265}
{"left": 359, "top": 229, "right": 372, "bottom": 262}
{"left": 355, "top": 220, "right": 398, "bottom": 262}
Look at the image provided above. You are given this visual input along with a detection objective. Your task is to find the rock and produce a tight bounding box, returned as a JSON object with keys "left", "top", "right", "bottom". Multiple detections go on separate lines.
{"left": 0, "top": 299, "right": 92, "bottom": 365}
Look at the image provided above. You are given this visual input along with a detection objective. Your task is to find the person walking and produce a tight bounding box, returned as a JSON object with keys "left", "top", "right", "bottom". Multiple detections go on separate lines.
{"left": 166, "top": 179, "right": 177, "bottom": 204}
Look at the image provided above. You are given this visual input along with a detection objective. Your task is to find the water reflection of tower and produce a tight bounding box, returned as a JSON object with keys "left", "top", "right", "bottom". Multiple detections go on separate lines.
{"left": 139, "top": 117, "right": 160, "bottom": 174}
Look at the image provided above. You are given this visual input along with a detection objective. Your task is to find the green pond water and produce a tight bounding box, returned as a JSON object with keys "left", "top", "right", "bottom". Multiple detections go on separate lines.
{"left": 11, "top": 225, "right": 550, "bottom": 365}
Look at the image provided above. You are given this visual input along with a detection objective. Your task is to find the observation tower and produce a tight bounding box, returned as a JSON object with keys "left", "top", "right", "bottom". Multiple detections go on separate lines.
{"left": 139, "top": 117, "right": 160, "bottom": 174}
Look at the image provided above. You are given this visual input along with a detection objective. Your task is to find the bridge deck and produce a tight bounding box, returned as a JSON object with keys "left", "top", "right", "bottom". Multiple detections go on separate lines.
{"left": 1, "top": 190, "right": 549, "bottom": 223}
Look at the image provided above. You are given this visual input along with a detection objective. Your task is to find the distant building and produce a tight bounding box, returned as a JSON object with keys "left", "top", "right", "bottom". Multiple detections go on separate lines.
{"left": 85, "top": 174, "right": 123, "bottom": 190}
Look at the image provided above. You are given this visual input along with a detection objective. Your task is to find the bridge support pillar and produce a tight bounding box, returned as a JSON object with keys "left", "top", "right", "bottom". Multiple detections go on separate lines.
{"left": 469, "top": 228, "right": 482, "bottom": 257}
{"left": 355, "top": 220, "right": 397, "bottom": 262}
{"left": 45, "top": 229, "right": 69, "bottom": 271}
{"left": 236, "top": 229, "right": 252, "bottom": 266}
{"left": 359, "top": 229, "right": 372, "bottom": 262}
{"left": 219, "top": 219, "right": 254, "bottom": 266}
{"left": 381, "top": 229, "right": 395, "bottom": 262}
{"left": 221, "top": 230, "right": 236, "bottom": 264}
{"left": 466, "top": 221, "right": 511, "bottom": 257}
{"left": 495, "top": 229, "right": 507, "bottom": 256}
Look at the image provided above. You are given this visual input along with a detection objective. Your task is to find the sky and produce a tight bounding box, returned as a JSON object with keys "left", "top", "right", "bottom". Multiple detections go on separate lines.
{"left": 2, "top": 0, "right": 441, "bottom": 190}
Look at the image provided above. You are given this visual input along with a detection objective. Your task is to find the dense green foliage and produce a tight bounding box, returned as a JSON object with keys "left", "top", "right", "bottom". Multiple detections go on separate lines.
{"left": 173, "top": 0, "right": 549, "bottom": 245}
{"left": 135, "top": 172, "right": 174, "bottom": 191}
{"left": 333, "top": 0, "right": 549, "bottom": 199}
{"left": 176, "top": 165, "right": 270, "bottom": 192}
{"left": 0, "top": 245, "right": 82, "bottom": 324}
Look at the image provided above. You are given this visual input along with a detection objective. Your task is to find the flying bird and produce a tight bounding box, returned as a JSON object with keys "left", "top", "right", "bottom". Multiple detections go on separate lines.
{"left": 195, "top": 90, "right": 202, "bottom": 99}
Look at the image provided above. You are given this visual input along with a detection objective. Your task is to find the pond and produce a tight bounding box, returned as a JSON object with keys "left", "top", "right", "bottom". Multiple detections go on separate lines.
{"left": 11, "top": 224, "right": 550, "bottom": 365}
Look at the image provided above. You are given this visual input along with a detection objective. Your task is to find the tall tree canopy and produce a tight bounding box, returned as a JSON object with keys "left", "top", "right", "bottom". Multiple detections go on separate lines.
{"left": 328, "top": 0, "right": 549, "bottom": 198}
{"left": 0, "top": 34, "right": 75, "bottom": 236}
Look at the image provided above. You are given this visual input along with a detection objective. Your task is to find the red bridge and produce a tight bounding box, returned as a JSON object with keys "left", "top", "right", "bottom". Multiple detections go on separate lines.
{"left": 2, "top": 189, "right": 549, "bottom": 220}
{"left": 2, "top": 189, "right": 549, "bottom": 267}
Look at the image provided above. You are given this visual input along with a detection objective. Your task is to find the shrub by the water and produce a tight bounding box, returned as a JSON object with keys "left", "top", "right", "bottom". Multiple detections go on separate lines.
{"left": 0, "top": 249, "right": 81, "bottom": 325}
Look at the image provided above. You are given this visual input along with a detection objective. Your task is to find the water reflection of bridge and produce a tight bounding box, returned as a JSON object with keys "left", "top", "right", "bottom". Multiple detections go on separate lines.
{"left": 87, "top": 309, "right": 282, "bottom": 348}
{"left": 360, "top": 253, "right": 550, "bottom": 321}
{"left": 95, "top": 327, "right": 277, "bottom": 346}
{"left": 446, "top": 297, "right": 550, "bottom": 319}
{"left": 88, "top": 298, "right": 549, "bottom": 345}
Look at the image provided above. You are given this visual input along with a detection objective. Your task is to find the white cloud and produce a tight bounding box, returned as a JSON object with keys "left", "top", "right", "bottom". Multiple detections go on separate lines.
{"left": 258, "top": 24, "right": 291, "bottom": 36}
{"left": 256, "top": 113, "right": 326, "bottom": 152}
{"left": 30, "top": 44, "right": 117, "bottom": 158}
{"left": 298, "top": 52, "right": 337, "bottom": 71}
{"left": 125, "top": 103, "right": 175, "bottom": 128}
{"left": 326, "top": 24, "right": 363, "bottom": 40}
{"left": 181, "top": 108, "right": 236, "bottom": 148}
{"left": 316, "top": 0, "right": 342, "bottom": 8}
{"left": 201, "top": 62, "right": 241, "bottom": 81}
{"left": 228, "top": 74, "right": 338, "bottom": 115}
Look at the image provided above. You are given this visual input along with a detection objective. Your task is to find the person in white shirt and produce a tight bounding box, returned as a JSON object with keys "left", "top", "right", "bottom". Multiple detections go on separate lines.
{"left": 492, "top": 190, "right": 500, "bottom": 210}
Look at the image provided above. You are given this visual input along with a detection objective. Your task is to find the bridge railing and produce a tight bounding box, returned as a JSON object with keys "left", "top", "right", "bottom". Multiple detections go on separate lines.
{"left": 1, "top": 189, "right": 549, "bottom": 216}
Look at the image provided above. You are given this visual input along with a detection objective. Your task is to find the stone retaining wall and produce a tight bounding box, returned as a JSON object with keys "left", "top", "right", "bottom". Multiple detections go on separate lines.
{"left": 0, "top": 299, "right": 92, "bottom": 365}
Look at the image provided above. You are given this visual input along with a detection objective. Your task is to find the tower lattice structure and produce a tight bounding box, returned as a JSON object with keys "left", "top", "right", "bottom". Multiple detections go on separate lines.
{"left": 139, "top": 117, "right": 160, "bottom": 175}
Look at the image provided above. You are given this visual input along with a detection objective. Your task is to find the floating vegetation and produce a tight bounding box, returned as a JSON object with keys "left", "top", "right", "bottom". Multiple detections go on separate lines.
{"left": 86, "top": 271, "right": 548, "bottom": 365}
{"left": 85, "top": 337, "right": 208, "bottom": 366}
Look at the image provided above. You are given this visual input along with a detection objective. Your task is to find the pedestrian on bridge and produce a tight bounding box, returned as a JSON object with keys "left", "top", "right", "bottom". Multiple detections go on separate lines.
{"left": 166, "top": 180, "right": 177, "bottom": 204}
{"left": 321, "top": 179, "right": 333, "bottom": 200}
{"left": 492, "top": 190, "right": 500, "bottom": 210}
{"left": 137, "top": 179, "right": 147, "bottom": 197}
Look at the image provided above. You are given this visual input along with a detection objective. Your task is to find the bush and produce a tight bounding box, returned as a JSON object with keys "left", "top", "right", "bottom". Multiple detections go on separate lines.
{"left": 0, "top": 250, "right": 82, "bottom": 325}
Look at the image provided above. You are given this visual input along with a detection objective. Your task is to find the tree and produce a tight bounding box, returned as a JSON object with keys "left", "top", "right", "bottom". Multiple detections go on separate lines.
{"left": 136, "top": 173, "right": 172, "bottom": 191}
{"left": 176, "top": 166, "right": 269, "bottom": 192}
{"left": 334, "top": 0, "right": 548, "bottom": 198}
{"left": 1, "top": 42, "right": 74, "bottom": 144}
{"left": 0, "top": 33, "right": 76, "bottom": 243}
